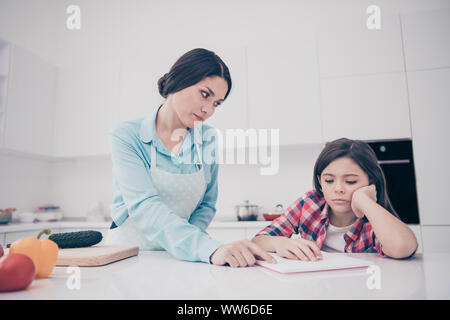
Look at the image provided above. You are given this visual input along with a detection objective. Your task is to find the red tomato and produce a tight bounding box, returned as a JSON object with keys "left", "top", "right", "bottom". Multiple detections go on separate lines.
{"left": 0, "top": 253, "right": 35, "bottom": 292}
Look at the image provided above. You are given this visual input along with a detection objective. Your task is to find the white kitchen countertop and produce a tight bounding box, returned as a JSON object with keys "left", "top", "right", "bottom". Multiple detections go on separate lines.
{"left": 1, "top": 251, "right": 448, "bottom": 299}
{"left": 0, "top": 220, "right": 271, "bottom": 233}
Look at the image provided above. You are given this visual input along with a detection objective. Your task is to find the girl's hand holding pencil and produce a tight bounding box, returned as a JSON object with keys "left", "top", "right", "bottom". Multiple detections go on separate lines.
{"left": 272, "top": 236, "right": 323, "bottom": 261}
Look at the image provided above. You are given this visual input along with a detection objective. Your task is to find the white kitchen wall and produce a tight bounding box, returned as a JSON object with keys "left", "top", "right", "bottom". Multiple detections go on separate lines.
{"left": 49, "top": 155, "right": 113, "bottom": 220}
{"left": 216, "top": 144, "right": 323, "bottom": 221}
{"left": 0, "top": 153, "right": 52, "bottom": 214}
{"left": 44, "top": 144, "right": 323, "bottom": 221}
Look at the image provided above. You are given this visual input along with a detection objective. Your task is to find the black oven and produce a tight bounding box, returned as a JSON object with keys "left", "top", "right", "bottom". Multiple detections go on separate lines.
{"left": 366, "top": 139, "right": 420, "bottom": 224}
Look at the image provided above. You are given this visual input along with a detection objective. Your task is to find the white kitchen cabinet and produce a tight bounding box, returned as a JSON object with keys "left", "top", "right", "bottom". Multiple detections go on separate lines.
{"left": 206, "top": 221, "right": 270, "bottom": 244}
{"left": 53, "top": 0, "right": 123, "bottom": 158}
{"left": 4, "top": 229, "right": 53, "bottom": 245}
{"left": 53, "top": 60, "right": 119, "bottom": 158}
{"left": 245, "top": 227, "right": 264, "bottom": 240}
{"left": 317, "top": 14, "right": 405, "bottom": 77}
{"left": 206, "top": 228, "right": 246, "bottom": 244}
{"left": 2, "top": 44, "right": 56, "bottom": 156}
{"left": 401, "top": 9, "right": 450, "bottom": 71}
{"left": 408, "top": 68, "right": 450, "bottom": 225}
{"left": 0, "top": 40, "right": 10, "bottom": 77}
{"left": 316, "top": 13, "right": 412, "bottom": 143}
{"left": 246, "top": 37, "right": 322, "bottom": 146}
{"left": 5, "top": 231, "right": 31, "bottom": 245}
{"left": 407, "top": 225, "right": 423, "bottom": 254}
{"left": 0, "top": 233, "right": 5, "bottom": 246}
{"left": 321, "top": 72, "right": 411, "bottom": 142}
{"left": 0, "top": 39, "right": 11, "bottom": 148}
{"left": 0, "top": 110, "right": 5, "bottom": 148}
{"left": 421, "top": 226, "right": 450, "bottom": 253}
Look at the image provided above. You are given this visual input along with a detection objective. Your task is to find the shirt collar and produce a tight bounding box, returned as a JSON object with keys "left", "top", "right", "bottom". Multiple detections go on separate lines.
{"left": 139, "top": 106, "right": 159, "bottom": 144}
{"left": 319, "top": 201, "right": 330, "bottom": 223}
{"left": 139, "top": 105, "right": 204, "bottom": 146}
{"left": 321, "top": 202, "right": 366, "bottom": 241}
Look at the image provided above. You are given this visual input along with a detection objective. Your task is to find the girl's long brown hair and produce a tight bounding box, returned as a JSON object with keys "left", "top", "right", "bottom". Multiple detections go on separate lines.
{"left": 313, "top": 138, "right": 399, "bottom": 219}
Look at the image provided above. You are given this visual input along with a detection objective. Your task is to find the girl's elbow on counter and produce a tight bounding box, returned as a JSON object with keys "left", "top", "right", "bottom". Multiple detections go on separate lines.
{"left": 383, "top": 239, "right": 419, "bottom": 259}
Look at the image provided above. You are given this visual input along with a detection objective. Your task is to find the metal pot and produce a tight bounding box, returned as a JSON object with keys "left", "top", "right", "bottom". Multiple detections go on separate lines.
{"left": 235, "top": 200, "right": 259, "bottom": 221}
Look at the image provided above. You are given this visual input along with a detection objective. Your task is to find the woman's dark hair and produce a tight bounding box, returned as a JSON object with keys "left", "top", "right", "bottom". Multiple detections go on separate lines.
{"left": 158, "top": 48, "right": 232, "bottom": 100}
{"left": 313, "top": 138, "right": 399, "bottom": 218}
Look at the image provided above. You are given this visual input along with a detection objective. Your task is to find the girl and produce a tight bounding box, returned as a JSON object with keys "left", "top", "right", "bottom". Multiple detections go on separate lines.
{"left": 252, "top": 138, "right": 418, "bottom": 260}
{"left": 105, "top": 48, "right": 275, "bottom": 267}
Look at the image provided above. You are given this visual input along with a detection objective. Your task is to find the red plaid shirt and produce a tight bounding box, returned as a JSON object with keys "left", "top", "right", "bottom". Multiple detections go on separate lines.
{"left": 256, "top": 189, "right": 385, "bottom": 257}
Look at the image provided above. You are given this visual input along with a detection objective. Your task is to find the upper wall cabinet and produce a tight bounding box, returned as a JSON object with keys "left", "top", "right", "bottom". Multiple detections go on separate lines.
{"left": 0, "top": 41, "right": 56, "bottom": 157}
{"left": 317, "top": 14, "right": 411, "bottom": 142}
{"left": 247, "top": 38, "right": 322, "bottom": 146}
{"left": 317, "top": 15, "right": 405, "bottom": 77}
{"left": 321, "top": 72, "right": 411, "bottom": 142}
{"left": 0, "top": 40, "right": 11, "bottom": 147}
{"left": 401, "top": 9, "right": 450, "bottom": 225}
{"left": 53, "top": 58, "right": 119, "bottom": 158}
{"left": 401, "top": 9, "right": 450, "bottom": 71}
{"left": 408, "top": 68, "right": 450, "bottom": 225}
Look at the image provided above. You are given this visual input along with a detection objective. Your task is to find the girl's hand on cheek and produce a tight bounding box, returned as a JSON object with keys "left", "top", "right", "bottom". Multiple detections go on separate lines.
{"left": 351, "top": 184, "right": 377, "bottom": 218}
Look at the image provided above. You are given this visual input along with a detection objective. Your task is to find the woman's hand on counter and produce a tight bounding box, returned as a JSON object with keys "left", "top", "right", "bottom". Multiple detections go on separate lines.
{"left": 209, "top": 239, "right": 276, "bottom": 267}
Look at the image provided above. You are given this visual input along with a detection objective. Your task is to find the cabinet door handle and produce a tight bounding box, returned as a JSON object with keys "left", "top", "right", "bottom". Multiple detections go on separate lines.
{"left": 378, "top": 159, "right": 410, "bottom": 165}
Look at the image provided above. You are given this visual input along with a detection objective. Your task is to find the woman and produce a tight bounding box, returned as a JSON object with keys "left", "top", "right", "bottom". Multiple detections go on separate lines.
{"left": 105, "top": 48, "right": 275, "bottom": 267}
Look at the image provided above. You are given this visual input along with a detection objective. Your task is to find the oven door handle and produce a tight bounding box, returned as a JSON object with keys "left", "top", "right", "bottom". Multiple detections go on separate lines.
{"left": 378, "top": 159, "right": 410, "bottom": 164}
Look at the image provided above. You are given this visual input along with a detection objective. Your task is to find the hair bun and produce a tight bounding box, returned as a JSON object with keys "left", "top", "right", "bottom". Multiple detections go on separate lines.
{"left": 158, "top": 73, "right": 169, "bottom": 98}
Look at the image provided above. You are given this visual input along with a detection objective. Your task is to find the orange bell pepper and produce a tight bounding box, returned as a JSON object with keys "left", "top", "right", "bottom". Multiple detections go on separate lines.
{"left": 9, "top": 229, "right": 58, "bottom": 278}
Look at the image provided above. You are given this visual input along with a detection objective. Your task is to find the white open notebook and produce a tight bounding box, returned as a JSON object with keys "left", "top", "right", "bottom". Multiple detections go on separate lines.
{"left": 256, "top": 252, "right": 372, "bottom": 274}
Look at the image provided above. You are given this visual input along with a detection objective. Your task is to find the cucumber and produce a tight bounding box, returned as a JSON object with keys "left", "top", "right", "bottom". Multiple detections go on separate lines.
{"left": 48, "top": 230, "right": 103, "bottom": 248}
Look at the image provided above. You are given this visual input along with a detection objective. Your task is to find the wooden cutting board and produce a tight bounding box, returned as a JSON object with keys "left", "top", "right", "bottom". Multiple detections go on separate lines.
{"left": 56, "top": 245, "right": 139, "bottom": 267}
